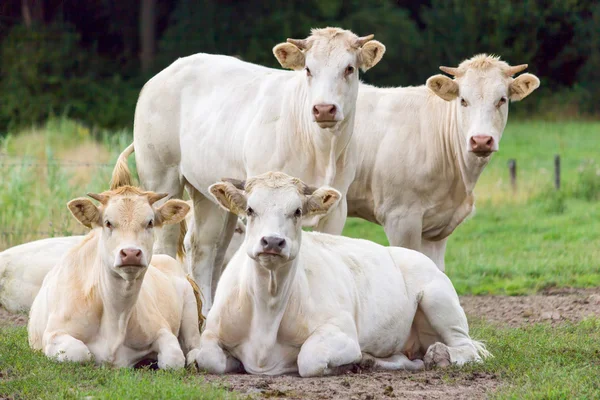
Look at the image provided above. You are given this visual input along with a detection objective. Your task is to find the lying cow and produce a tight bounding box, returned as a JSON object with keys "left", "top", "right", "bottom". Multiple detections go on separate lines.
{"left": 28, "top": 186, "right": 204, "bottom": 368}
{"left": 0, "top": 202, "right": 245, "bottom": 314}
{"left": 196, "top": 172, "right": 489, "bottom": 377}
{"left": 128, "top": 27, "right": 386, "bottom": 313}
{"left": 348, "top": 54, "right": 540, "bottom": 270}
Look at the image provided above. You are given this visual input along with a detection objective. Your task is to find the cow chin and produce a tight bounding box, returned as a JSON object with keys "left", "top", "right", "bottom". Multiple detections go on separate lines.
{"left": 316, "top": 121, "right": 338, "bottom": 129}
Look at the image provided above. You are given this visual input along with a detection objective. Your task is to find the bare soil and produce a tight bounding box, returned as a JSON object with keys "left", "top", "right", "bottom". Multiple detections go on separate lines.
{"left": 3, "top": 288, "right": 600, "bottom": 400}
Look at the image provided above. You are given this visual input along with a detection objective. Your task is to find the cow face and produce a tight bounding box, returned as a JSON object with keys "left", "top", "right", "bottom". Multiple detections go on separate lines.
{"left": 68, "top": 186, "right": 189, "bottom": 280}
{"left": 426, "top": 55, "right": 540, "bottom": 158}
{"left": 209, "top": 172, "right": 340, "bottom": 270}
{"left": 273, "top": 27, "right": 385, "bottom": 130}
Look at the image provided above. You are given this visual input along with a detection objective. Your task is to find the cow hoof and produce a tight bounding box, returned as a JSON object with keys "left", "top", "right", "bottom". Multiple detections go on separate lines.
{"left": 424, "top": 342, "right": 451, "bottom": 369}
{"left": 158, "top": 349, "right": 186, "bottom": 370}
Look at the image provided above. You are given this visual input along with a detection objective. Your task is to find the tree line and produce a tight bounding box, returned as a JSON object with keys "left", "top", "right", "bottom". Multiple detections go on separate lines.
{"left": 1, "top": 0, "right": 599, "bottom": 132}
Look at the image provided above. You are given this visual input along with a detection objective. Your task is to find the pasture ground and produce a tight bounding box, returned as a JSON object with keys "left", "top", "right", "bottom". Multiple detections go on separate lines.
{"left": 1, "top": 118, "right": 600, "bottom": 399}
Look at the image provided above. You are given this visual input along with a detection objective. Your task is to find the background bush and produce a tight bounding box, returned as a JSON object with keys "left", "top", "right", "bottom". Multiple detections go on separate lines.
{"left": 1, "top": 0, "right": 599, "bottom": 134}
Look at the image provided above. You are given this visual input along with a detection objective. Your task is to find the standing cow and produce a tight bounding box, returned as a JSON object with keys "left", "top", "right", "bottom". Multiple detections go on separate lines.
{"left": 129, "top": 27, "right": 385, "bottom": 313}
{"left": 347, "top": 54, "right": 540, "bottom": 270}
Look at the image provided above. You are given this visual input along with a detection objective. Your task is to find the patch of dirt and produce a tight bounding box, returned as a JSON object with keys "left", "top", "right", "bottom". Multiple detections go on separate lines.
{"left": 205, "top": 370, "right": 499, "bottom": 400}
{"left": 460, "top": 287, "right": 600, "bottom": 328}
{"left": 2, "top": 288, "right": 600, "bottom": 399}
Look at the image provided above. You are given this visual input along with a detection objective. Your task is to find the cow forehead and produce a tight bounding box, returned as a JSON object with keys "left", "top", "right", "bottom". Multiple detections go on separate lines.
{"left": 245, "top": 172, "right": 306, "bottom": 194}
{"left": 459, "top": 69, "right": 510, "bottom": 98}
{"left": 103, "top": 196, "right": 153, "bottom": 225}
{"left": 305, "top": 28, "right": 360, "bottom": 61}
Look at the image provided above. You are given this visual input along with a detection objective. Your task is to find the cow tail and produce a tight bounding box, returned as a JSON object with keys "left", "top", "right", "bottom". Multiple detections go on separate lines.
{"left": 110, "top": 143, "right": 135, "bottom": 190}
{"left": 186, "top": 274, "right": 205, "bottom": 330}
{"left": 177, "top": 218, "right": 188, "bottom": 262}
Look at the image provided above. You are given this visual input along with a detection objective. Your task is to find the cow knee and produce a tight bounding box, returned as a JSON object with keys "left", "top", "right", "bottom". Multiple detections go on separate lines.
{"left": 195, "top": 343, "right": 229, "bottom": 374}
{"left": 46, "top": 338, "right": 92, "bottom": 363}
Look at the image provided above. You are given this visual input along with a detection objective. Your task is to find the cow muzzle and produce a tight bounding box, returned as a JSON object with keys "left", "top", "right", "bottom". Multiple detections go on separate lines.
{"left": 469, "top": 135, "right": 496, "bottom": 157}
{"left": 312, "top": 104, "right": 340, "bottom": 128}
{"left": 115, "top": 247, "right": 145, "bottom": 268}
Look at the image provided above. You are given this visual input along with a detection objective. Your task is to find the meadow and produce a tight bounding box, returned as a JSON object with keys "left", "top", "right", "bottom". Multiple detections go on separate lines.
{"left": 1, "top": 118, "right": 599, "bottom": 399}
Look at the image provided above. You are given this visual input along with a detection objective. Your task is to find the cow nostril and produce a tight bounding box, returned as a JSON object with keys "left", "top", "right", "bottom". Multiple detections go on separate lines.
{"left": 278, "top": 239, "right": 286, "bottom": 249}
{"left": 134, "top": 250, "right": 142, "bottom": 258}
{"left": 312, "top": 106, "right": 319, "bottom": 116}
{"left": 261, "top": 237, "right": 269, "bottom": 247}
{"left": 120, "top": 249, "right": 127, "bottom": 258}
{"left": 470, "top": 137, "right": 477, "bottom": 145}
{"left": 486, "top": 137, "right": 493, "bottom": 146}
{"left": 329, "top": 105, "right": 337, "bottom": 116}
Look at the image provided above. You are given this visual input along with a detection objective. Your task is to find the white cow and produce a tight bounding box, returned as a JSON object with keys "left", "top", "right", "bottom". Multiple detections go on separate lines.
{"left": 347, "top": 54, "right": 540, "bottom": 270}
{"left": 28, "top": 186, "right": 204, "bottom": 369}
{"left": 196, "top": 172, "right": 489, "bottom": 377}
{"left": 129, "top": 27, "right": 386, "bottom": 313}
{"left": 0, "top": 203, "right": 245, "bottom": 314}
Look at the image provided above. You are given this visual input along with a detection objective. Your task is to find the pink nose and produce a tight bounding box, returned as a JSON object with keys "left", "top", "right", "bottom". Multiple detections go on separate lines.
{"left": 312, "top": 104, "right": 337, "bottom": 122}
{"left": 119, "top": 248, "right": 143, "bottom": 266}
{"left": 470, "top": 135, "right": 494, "bottom": 154}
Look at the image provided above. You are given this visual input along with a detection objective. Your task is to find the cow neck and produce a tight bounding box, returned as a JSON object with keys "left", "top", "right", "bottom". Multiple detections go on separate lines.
{"left": 245, "top": 253, "right": 300, "bottom": 338}
{"left": 96, "top": 250, "right": 147, "bottom": 360}
{"left": 441, "top": 100, "right": 491, "bottom": 195}
{"left": 293, "top": 75, "right": 355, "bottom": 187}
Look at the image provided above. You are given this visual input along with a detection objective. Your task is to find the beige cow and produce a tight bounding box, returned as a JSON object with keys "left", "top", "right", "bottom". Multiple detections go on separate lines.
{"left": 28, "top": 186, "right": 204, "bottom": 368}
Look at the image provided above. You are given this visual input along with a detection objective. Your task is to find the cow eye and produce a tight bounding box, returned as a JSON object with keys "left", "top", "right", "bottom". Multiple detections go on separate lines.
{"left": 345, "top": 65, "right": 354, "bottom": 76}
{"left": 305, "top": 67, "right": 312, "bottom": 77}
{"left": 460, "top": 98, "right": 468, "bottom": 107}
{"left": 147, "top": 220, "right": 154, "bottom": 229}
{"left": 105, "top": 221, "right": 113, "bottom": 229}
{"left": 294, "top": 208, "right": 302, "bottom": 217}
{"left": 246, "top": 207, "right": 255, "bottom": 217}
{"left": 497, "top": 97, "right": 507, "bottom": 107}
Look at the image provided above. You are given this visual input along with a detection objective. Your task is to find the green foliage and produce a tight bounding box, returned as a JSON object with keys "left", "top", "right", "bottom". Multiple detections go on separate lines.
{"left": 0, "top": 24, "right": 139, "bottom": 133}
{"left": 572, "top": 159, "right": 600, "bottom": 201}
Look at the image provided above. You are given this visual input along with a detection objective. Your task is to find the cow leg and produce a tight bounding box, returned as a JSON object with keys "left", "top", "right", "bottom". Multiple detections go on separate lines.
{"left": 196, "top": 330, "right": 243, "bottom": 374}
{"left": 297, "top": 315, "right": 362, "bottom": 377}
{"left": 315, "top": 196, "right": 347, "bottom": 235}
{"left": 44, "top": 332, "right": 92, "bottom": 363}
{"left": 187, "top": 189, "right": 237, "bottom": 314}
{"left": 420, "top": 237, "right": 448, "bottom": 272}
{"left": 360, "top": 353, "right": 424, "bottom": 371}
{"left": 137, "top": 164, "right": 185, "bottom": 258}
{"left": 154, "top": 328, "right": 185, "bottom": 369}
{"left": 177, "top": 278, "right": 203, "bottom": 367}
{"left": 383, "top": 213, "right": 423, "bottom": 251}
{"left": 416, "top": 274, "right": 490, "bottom": 368}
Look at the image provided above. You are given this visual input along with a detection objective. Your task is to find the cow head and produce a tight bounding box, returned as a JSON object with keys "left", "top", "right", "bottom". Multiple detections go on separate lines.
{"left": 426, "top": 54, "right": 540, "bottom": 158}
{"left": 273, "top": 27, "right": 385, "bottom": 130}
{"left": 68, "top": 186, "right": 189, "bottom": 280}
{"left": 208, "top": 172, "right": 340, "bottom": 270}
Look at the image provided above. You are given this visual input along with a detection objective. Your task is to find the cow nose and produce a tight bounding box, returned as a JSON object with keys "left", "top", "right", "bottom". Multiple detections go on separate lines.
{"left": 312, "top": 104, "right": 337, "bottom": 122}
{"left": 260, "top": 235, "right": 286, "bottom": 254}
{"left": 470, "top": 135, "right": 494, "bottom": 154}
{"left": 119, "top": 247, "right": 143, "bottom": 265}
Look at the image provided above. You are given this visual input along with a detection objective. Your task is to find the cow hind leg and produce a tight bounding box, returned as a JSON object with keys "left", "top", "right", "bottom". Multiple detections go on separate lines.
{"left": 416, "top": 275, "right": 491, "bottom": 368}
{"left": 187, "top": 188, "right": 237, "bottom": 315}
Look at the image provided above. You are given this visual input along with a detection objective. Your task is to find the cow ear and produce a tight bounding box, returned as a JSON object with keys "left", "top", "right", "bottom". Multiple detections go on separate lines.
{"left": 304, "top": 187, "right": 341, "bottom": 216}
{"left": 68, "top": 198, "right": 101, "bottom": 229}
{"left": 358, "top": 40, "right": 386, "bottom": 72}
{"left": 273, "top": 43, "right": 305, "bottom": 70}
{"left": 509, "top": 73, "right": 540, "bottom": 101}
{"left": 156, "top": 199, "right": 190, "bottom": 226}
{"left": 209, "top": 182, "right": 248, "bottom": 216}
{"left": 426, "top": 74, "right": 459, "bottom": 101}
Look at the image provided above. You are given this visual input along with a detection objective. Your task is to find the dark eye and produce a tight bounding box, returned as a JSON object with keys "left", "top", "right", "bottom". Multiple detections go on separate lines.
{"left": 460, "top": 98, "right": 468, "bottom": 107}
{"left": 497, "top": 97, "right": 507, "bottom": 107}
{"left": 305, "top": 67, "right": 312, "bottom": 77}
{"left": 246, "top": 207, "right": 254, "bottom": 217}
{"left": 105, "top": 221, "right": 113, "bottom": 229}
{"left": 345, "top": 65, "right": 354, "bottom": 76}
{"left": 294, "top": 208, "right": 302, "bottom": 217}
{"left": 147, "top": 220, "right": 154, "bottom": 229}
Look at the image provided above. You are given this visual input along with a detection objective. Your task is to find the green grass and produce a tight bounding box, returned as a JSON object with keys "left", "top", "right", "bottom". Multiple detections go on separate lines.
{"left": 0, "top": 327, "right": 233, "bottom": 399}
{"left": 343, "top": 120, "right": 600, "bottom": 295}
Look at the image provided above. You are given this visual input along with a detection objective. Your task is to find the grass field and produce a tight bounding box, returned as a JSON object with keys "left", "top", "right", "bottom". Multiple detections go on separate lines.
{"left": 1, "top": 118, "right": 600, "bottom": 399}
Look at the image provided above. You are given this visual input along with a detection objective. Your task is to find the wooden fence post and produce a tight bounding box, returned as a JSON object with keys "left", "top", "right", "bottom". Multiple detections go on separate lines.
{"left": 508, "top": 159, "right": 517, "bottom": 192}
{"left": 554, "top": 154, "right": 561, "bottom": 190}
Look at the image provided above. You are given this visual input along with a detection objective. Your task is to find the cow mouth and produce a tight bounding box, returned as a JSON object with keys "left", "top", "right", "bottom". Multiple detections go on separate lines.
{"left": 471, "top": 150, "right": 494, "bottom": 158}
{"left": 316, "top": 120, "right": 338, "bottom": 129}
{"left": 117, "top": 263, "right": 146, "bottom": 269}
{"left": 257, "top": 251, "right": 284, "bottom": 257}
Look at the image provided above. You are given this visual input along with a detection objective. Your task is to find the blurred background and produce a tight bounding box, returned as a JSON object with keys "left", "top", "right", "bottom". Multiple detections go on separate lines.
{"left": 1, "top": 0, "right": 600, "bottom": 132}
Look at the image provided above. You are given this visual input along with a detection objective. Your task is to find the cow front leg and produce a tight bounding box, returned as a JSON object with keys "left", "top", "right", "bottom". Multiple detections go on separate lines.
{"left": 196, "top": 330, "right": 243, "bottom": 374}
{"left": 420, "top": 237, "right": 448, "bottom": 272}
{"left": 297, "top": 317, "right": 361, "bottom": 377}
{"left": 154, "top": 328, "right": 186, "bottom": 369}
{"left": 383, "top": 212, "right": 423, "bottom": 251}
{"left": 44, "top": 332, "right": 93, "bottom": 363}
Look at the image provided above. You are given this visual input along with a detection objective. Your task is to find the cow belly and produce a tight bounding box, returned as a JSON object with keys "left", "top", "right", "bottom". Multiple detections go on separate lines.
{"left": 233, "top": 340, "right": 300, "bottom": 375}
